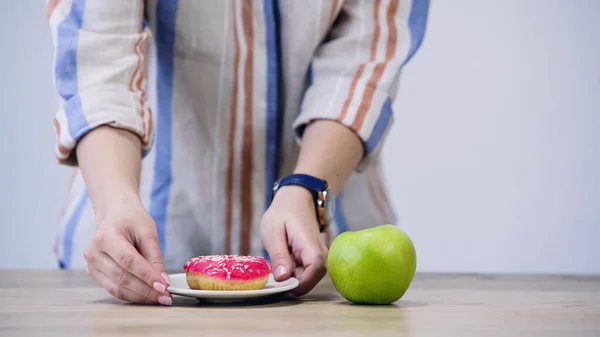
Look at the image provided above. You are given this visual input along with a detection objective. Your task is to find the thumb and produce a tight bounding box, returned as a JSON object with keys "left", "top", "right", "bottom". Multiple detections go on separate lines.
{"left": 137, "top": 230, "right": 170, "bottom": 285}
{"left": 263, "top": 223, "right": 293, "bottom": 281}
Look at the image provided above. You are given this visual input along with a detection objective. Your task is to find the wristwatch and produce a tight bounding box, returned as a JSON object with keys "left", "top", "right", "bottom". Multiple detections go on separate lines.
{"left": 273, "top": 173, "right": 335, "bottom": 233}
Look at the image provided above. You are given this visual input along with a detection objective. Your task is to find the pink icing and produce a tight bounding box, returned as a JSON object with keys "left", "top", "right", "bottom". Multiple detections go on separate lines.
{"left": 183, "top": 255, "right": 272, "bottom": 281}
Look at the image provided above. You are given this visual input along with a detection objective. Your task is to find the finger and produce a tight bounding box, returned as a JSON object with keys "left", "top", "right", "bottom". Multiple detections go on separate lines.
{"left": 283, "top": 264, "right": 304, "bottom": 299}
{"left": 136, "top": 230, "right": 170, "bottom": 285}
{"left": 87, "top": 266, "right": 157, "bottom": 304}
{"left": 102, "top": 236, "right": 168, "bottom": 293}
{"left": 96, "top": 251, "right": 170, "bottom": 304}
{"left": 292, "top": 249, "right": 327, "bottom": 296}
{"left": 262, "top": 222, "right": 294, "bottom": 281}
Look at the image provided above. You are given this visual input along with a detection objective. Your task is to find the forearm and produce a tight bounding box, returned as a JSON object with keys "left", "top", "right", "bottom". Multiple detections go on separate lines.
{"left": 76, "top": 126, "right": 143, "bottom": 222}
{"left": 294, "top": 120, "right": 363, "bottom": 194}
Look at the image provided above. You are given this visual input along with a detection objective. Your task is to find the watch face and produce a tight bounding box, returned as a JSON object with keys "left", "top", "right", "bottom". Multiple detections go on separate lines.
{"left": 324, "top": 188, "right": 336, "bottom": 222}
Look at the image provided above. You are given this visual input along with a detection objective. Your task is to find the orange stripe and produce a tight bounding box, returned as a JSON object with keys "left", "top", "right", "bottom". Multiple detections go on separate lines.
{"left": 328, "top": 0, "right": 340, "bottom": 27}
{"left": 135, "top": 33, "right": 150, "bottom": 145}
{"left": 138, "top": 13, "right": 153, "bottom": 146}
{"left": 137, "top": 33, "right": 153, "bottom": 147}
{"left": 225, "top": 0, "right": 242, "bottom": 255}
{"left": 337, "top": 0, "right": 382, "bottom": 122}
{"left": 351, "top": 0, "right": 400, "bottom": 131}
{"left": 130, "top": 2, "right": 147, "bottom": 142}
{"left": 145, "top": 105, "right": 153, "bottom": 146}
{"left": 53, "top": 117, "right": 70, "bottom": 156}
{"left": 131, "top": 36, "right": 147, "bottom": 141}
{"left": 240, "top": 0, "right": 254, "bottom": 256}
{"left": 47, "top": 0, "right": 60, "bottom": 20}
{"left": 136, "top": 2, "right": 151, "bottom": 146}
{"left": 129, "top": 36, "right": 144, "bottom": 93}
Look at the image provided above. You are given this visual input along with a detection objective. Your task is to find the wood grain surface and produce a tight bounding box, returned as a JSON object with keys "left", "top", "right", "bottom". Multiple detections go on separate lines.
{"left": 0, "top": 270, "right": 599, "bottom": 336}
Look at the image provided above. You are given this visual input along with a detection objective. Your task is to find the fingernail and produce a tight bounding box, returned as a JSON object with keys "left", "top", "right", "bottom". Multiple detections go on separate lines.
{"left": 275, "top": 265, "right": 287, "bottom": 279}
{"left": 161, "top": 272, "right": 171, "bottom": 285}
{"left": 153, "top": 281, "right": 166, "bottom": 293}
{"left": 158, "top": 296, "right": 172, "bottom": 306}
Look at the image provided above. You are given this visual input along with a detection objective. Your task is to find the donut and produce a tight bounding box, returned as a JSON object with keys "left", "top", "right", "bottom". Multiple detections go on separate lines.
{"left": 183, "top": 255, "right": 272, "bottom": 291}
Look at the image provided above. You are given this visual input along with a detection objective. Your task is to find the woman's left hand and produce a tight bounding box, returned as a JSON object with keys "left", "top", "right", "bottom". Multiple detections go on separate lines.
{"left": 260, "top": 185, "right": 328, "bottom": 296}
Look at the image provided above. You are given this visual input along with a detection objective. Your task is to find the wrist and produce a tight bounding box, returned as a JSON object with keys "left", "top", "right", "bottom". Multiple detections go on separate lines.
{"left": 75, "top": 126, "right": 144, "bottom": 225}
{"left": 92, "top": 186, "right": 142, "bottom": 224}
{"left": 272, "top": 184, "right": 321, "bottom": 233}
{"left": 273, "top": 184, "right": 313, "bottom": 204}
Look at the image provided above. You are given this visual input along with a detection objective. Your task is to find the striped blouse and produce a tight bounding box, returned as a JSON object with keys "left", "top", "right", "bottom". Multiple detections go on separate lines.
{"left": 46, "top": 0, "right": 429, "bottom": 269}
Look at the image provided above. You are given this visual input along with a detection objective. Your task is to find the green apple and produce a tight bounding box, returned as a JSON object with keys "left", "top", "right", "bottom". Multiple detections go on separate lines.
{"left": 327, "top": 224, "right": 417, "bottom": 305}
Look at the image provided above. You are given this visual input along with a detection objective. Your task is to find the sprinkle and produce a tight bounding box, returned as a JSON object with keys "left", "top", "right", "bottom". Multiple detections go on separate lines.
{"left": 183, "top": 255, "right": 272, "bottom": 279}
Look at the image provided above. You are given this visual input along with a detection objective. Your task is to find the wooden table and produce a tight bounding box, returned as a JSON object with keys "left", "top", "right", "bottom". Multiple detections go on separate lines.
{"left": 1, "top": 270, "right": 599, "bottom": 336}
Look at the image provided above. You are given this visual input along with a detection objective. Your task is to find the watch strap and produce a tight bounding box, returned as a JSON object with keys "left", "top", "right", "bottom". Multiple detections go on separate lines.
{"left": 276, "top": 173, "right": 327, "bottom": 192}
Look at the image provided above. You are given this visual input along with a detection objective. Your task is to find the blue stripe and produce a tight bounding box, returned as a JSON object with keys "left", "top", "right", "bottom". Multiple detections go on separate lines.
{"left": 365, "top": 98, "right": 393, "bottom": 152}
{"left": 63, "top": 95, "right": 92, "bottom": 140}
{"left": 62, "top": 189, "right": 89, "bottom": 268}
{"left": 402, "top": 0, "right": 430, "bottom": 67}
{"left": 263, "top": 0, "right": 281, "bottom": 207}
{"left": 55, "top": 0, "right": 88, "bottom": 139}
{"left": 150, "top": 1, "right": 179, "bottom": 255}
{"left": 334, "top": 191, "right": 349, "bottom": 233}
{"left": 262, "top": 0, "right": 282, "bottom": 260}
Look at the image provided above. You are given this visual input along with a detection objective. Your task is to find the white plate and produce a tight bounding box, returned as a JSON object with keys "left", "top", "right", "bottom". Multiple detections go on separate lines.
{"left": 167, "top": 273, "right": 299, "bottom": 303}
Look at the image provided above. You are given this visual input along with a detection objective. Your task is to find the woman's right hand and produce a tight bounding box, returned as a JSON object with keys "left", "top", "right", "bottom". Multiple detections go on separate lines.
{"left": 73, "top": 126, "right": 171, "bottom": 305}
{"left": 83, "top": 198, "right": 172, "bottom": 305}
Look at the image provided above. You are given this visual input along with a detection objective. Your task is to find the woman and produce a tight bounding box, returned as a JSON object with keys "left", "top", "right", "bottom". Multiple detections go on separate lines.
{"left": 46, "top": 0, "right": 428, "bottom": 306}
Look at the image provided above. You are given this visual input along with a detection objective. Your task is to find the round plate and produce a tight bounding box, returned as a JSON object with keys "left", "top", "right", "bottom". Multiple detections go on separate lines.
{"left": 167, "top": 273, "right": 299, "bottom": 303}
